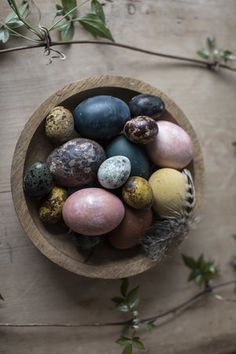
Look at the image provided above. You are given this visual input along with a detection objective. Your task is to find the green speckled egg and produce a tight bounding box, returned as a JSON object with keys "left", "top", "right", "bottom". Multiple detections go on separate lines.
{"left": 45, "top": 106, "right": 78, "bottom": 144}
{"left": 122, "top": 176, "right": 153, "bottom": 209}
{"left": 24, "top": 162, "right": 53, "bottom": 197}
{"left": 39, "top": 186, "right": 68, "bottom": 224}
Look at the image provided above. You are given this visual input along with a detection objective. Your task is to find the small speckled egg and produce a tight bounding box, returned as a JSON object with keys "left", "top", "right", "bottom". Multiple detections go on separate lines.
{"left": 24, "top": 162, "right": 53, "bottom": 197}
{"left": 62, "top": 188, "right": 125, "bottom": 235}
{"left": 47, "top": 138, "right": 106, "bottom": 188}
{"left": 39, "top": 186, "right": 68, "bottom": 224}
{"left": 107, "top": 206, "right": 153, "bottom": 249}
{"left": 129, "top": 94, "right": 165, "bottom": 120}
{"left": 124, "top": 116, "right": 159, "bottom": 144}
{"left": 149, "top": 168, "right": 191, "bottom": 217}
{"left": 45, "top": 106, "right": 78, "bottom": 145}
{"left": 146, "top": 120, "right": 193, "bottom": 169}
{"left": 122, "top": 176, "right": 153, "bottom": 209}
{"left": 97, "top": 156, "right": 131, "bottom": 189}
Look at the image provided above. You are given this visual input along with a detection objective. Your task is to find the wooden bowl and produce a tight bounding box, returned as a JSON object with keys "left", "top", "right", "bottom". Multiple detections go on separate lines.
{"left": 11, "top": 75, "right": 204, "bottom": 279}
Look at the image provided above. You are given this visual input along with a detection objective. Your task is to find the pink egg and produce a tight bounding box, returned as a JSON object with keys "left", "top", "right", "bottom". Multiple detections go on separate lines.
{"left": 62, "top": 188, "right": 125, "bottom": 235}
{"left": 146, "top": 120, "right": 193, "bottom": 169}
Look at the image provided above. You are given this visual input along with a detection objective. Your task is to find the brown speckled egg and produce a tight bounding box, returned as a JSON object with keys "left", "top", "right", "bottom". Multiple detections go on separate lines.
{"left": 122, "top": 176, "right": 153, "bottom": 209}
{"left": 146, "top": 120, "right": 193, "bottom": 169}
{"left": 47, "top": 138, "right": 106, "bottom": 188}
{"left": 62, "top": 188, "right": 125, "bottom": 235}
{"left": 124, "top": 116, "right": 158, "bottom": 144}
{"left": 39, "top": 186, "right": 68, "bottom": 224}
{"left": 107, "top": 206, "right": 153, "bottom": 249}
{"left": 45, "top": 106, "right": 78, "bottom": 145}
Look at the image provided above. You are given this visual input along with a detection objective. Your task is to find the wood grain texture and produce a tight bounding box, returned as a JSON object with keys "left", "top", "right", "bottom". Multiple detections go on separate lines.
{"left": 1, "top": 0, "right": 236, "bottom": 353}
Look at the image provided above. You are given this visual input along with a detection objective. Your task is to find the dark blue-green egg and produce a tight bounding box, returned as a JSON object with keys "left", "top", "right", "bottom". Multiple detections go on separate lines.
{"left": 106, "top": 136, "right": 151, "bottom": 179}
{"left": 129, "top": 94, "right": 165, "bottom": 120}
{"left": 73, "top": 95, "right": 130, "bottom": 140}
{"left": 24, "top": 162, "right": 53, "bottom": 197}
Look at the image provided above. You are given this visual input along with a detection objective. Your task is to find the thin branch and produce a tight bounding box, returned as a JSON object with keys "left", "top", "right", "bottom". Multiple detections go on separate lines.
{"left": 0, "top": 279, "right": 235, "bottom": 328}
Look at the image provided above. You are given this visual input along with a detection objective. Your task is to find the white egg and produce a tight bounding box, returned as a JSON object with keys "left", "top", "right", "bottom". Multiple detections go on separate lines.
{"left": 98, "top": 156, "right": 131, "bottom": 189}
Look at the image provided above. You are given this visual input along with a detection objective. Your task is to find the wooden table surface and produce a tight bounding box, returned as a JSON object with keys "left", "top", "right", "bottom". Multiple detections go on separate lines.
{"left": 0, "top": 1, "right": 236, "bottom": 353}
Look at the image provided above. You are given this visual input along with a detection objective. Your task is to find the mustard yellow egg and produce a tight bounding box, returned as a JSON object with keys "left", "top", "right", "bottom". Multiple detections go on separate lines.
{"left": 122, "top": 176, "right": 153, "bottom": 209}
{"left": 39, "top": 186, "right": 68, "bottom": 224}
{"left": 149, "top": 168, "right": 189, "bottom": 217}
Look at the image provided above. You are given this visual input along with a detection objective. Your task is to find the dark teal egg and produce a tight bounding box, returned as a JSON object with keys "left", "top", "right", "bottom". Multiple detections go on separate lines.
{"left": 73, "top": 95, "right": 130, "bottom": 140}
{"left": 106, "top": 136, "right": 151, "bottom": 179}
{"left": 129, "top": 94, "right": 165, "bottom": 120}
{"left": 24, "top": 162, "right": 53, "bottom": 197}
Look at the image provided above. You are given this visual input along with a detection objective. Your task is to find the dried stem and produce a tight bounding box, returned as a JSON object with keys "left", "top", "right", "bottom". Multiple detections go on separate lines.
{"left": 0, "top": 279, "right": 235, "bottom": 328}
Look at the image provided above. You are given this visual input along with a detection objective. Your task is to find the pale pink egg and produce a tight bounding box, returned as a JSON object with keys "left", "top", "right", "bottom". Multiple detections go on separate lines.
{"left": 62, "top": 188, "right": 125, "bottom": 235}
{"left": 146, "top": 120, "right": 193, "bottom": 169}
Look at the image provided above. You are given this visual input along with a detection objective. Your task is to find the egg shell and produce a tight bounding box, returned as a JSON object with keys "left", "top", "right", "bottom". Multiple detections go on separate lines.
{"left": 122, "top": 176, "right": 153, "bottom": 209}
{"left": 107, "top": 207, "right": 153, "bottom": 249}
{"left": 72, "top": 234, "right": 101, "bottom": 250}
{"left": 47, "top": 138, "right": 106, "bottom": 188}
{"left": 129, "top": 94, "right": 165, "bottom": 120}
{"left": 149, "top": 168, "right": 189, "bottom": 217}
{"left": 45, "top": 106, "right": 78, "bottom": 145}
{"left": 106, "top": 135, "right": 151, "bottom": 179}
{"left": 39, "top": 186, "right": 68, "bottom": 224}
{"left": 146, "top": 120, "right": 193, "bottom": 169}
{"left": 73, "top": 95, "right": 130, "bottom": 140}
{"left": 124, "top": 116, "right": 158, "bottom": 144}
{"left": 62, "top": 188, "right": 125, "bottom": 235}
{"left": 97, "top": 156, "right": 131, "bottom": 189}
{"left": 24, "top": 162, "right": 53, "bottom": 197}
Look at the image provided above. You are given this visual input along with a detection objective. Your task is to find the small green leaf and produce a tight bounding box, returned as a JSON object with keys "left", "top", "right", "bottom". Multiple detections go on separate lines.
{"left": 126, "top": 286, "right": 139, "bottom": 309}
{"left": 5, "top": 0, "right": 29, "bottom": 29}
{"left": 79, "top": 13, "right": 114, "bottom": 41}
{"left": 223, "top": 50, "right": 233, "bottom": 59}
{"left": 182, "top": 254, "right": 196, "bottom": 269}
{"left": 56, "top": 4, "right": 64, "bottom": 10}
{"left": 206, "top": 36, "right": 216, "bottom": 51}
{"left": 116, "top": 337, "right": 131, "bottom": 346}
{"left": 0, "top": 293, "right": 4, "bottom": 301}
{"left": 116, "top": 303, "right": 130, "bottom": 312}
{"left": 62, "top": 0, "right": 77, "bottom": 18}
{"left": 91, "top": 0, "right": 105, "bottom": 22}
{"left": 122, "top": 344, "right": 132, "bottom": 354}
{"left": 0, "top": 27, "right": 10, "bottom": 43}
{"left": 120, "top": 278, "right": 129, "bottom": 297}
{"left": 132, "top": 337, "right": 145, "bottom": 350}
{"left": 112, "top": 296, "right": 124, "bottom": 304}
{"left": 146, "top": 320, "right": 157, "bottom": 332}
{"left": 58, "top": 20, "right": 74, "bottom": 41}
{"left": 196, "top": 49, "right": 210, "bottom": 60}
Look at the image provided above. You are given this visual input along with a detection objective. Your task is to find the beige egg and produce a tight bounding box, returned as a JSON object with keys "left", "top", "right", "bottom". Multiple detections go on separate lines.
{"left": 45, "top": 106, "right": 78, "bottom": 144}
{"left": 39, "top": 186, "right": 68, "bottom": 224}
{"left": 149, "top": 168, "right": 192, "bottom": 217}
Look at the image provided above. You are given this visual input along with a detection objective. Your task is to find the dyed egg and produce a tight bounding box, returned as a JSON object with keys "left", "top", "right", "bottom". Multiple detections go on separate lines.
{"left": 146, "top": 120, "right": 193, "bottom": 169}
{"left": 62, "top": 188, "right": 125, "bottom": 235}
{"left": 107, "top": 207, "right": 153, "bottom": 249}
{"left": 72, "top": 234, "right": 101, "bottom": 250}
{"left": 45, "top": 106, "right": 78, "bottom": 145}
{"left": 97, "top": 156, "right": 131, "bottom": 189}
{"left": 149, "top": 168, "right": 190, "bottom": 217}
{"left": 47, "top": 138, "right": 106, "bottom": 188}
{"left": 129, "top": 94, "right": 165, "bottom": 120}
{"left": 24, "top": 162, "right": 53, "bottom": 197}
{"left": 39, "top": 186, "right": 68, "bottom": 224}
{"left": 73, "top": 95, "right": 130, "bottom": 140}
{"left": 106, "top": 136, "right": 151, "bottom": 179}
{"left": 124, "top": 116, "right": 158, "bottom": 144}
{"left": 122, "top": 176, "right": 153, "bottom": 209}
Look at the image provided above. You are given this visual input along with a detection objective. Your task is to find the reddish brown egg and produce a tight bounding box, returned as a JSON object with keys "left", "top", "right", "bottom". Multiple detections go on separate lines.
{"left": 107, "top": 206, "right": 153, "bottom": 249}
{"left": 62, "top": 188, "right": 125, "bottom": 235}
{"left": 124, "top": 116, "right": 158, "bottom": 144}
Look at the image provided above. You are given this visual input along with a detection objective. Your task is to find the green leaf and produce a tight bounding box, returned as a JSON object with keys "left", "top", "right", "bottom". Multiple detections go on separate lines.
{"left": 58, "top": 20, "right": 74, "bottom": 41}
{"left": 122, "top": 344, "right": 132, "bottom": 354}
{"left": 62, "top": 0, "right": 77, "bottom": 18}
{"left": 120, "top": 278, "right": 129, "bottom": 297}
{"left": 79, "top": 13, "right": 114, "bottom": 41}
{"left": 223, "top": 50, "right": 233, "bottom": 59}
{"left": 126, "top": 286, "right": 139, "bottom": 309}
{"left": 146, "top": 320, "right": 157, "bottom": 332}
{"left": 116, "top": 303, "right": 130, "bottom": 312}
{"left": 0, "top": 27, "right": 10, "bottom": 43}
{"left": 91, "top": 0, "right": 105, "bottom": 22}
{"left": 132, "top": 337, "right": 145, "bottom": 350}
{"left": 116, "top": 337, "right": 131, "bottom": 346}
{"left": 5, "top": 0, "right": 29, "bottom": 29}
{"left": 0, "top": 293, "right": 4, "bottom": 301}
{"left": 112, "top": 296, "right": 124, "bottom": 304}
{"left": 182, "top": 254, "right": 196, "bottom": 269}
{"left": 196, "top": 49, "right": 210, "bottom": 60}
{"left": 206, "top": 36, "right": 216, "bottom": 51}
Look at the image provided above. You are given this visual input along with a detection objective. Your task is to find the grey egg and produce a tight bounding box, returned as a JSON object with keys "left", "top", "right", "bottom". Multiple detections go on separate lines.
{"left": 24, "top": 162, "right": 53, "bottom": 197}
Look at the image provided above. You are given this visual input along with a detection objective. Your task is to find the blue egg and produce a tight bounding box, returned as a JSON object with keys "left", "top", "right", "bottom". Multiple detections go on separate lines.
{"left": 106, "top": 136, "right": 151, "bottom": 179}
{"left": 73, "top": 95, "right": 131, "bottom": 140}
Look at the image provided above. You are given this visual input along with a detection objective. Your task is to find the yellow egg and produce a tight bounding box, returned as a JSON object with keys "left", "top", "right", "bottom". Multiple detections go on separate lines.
{"left": 122, "top": 176, "right": 153, "bottom": 209}
{"left": 149, "top": 168, "right": 189, "bottom": 217}
{"left": 39, "top": 187, "right": 68, "bottom": 224}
